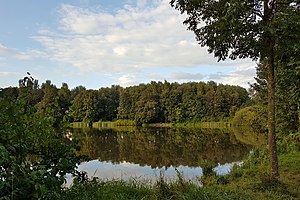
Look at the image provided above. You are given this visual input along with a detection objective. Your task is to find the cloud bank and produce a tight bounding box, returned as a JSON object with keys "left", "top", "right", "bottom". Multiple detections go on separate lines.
{"left": 32, "top": 0, "right": 256, "bottom": 87}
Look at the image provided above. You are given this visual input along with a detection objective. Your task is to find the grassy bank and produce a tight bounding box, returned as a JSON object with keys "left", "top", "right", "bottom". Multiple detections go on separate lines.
{"left": 55, "top": 180, "right": 259, "bottom": 200}
{"left": 71, "top": 120, "right": 136, "bottom": 129}
{"left": 51, "top": 139, "right": 299, "bottom": 200}
{"left": 71, "top": 121, "right": 231, "bottom": 129}
{"left": 175, "top": 122, "right": 231, "bottom": 128}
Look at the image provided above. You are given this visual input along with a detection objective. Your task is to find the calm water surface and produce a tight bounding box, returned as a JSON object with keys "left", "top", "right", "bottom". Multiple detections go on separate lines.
{"left": 68, "top": 126, "right": 266, "bottom": 184}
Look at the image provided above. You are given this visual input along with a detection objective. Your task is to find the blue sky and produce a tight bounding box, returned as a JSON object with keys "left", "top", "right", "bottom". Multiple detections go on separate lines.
{"left": 0, "top": 0, "right": 256, "bottom": 89}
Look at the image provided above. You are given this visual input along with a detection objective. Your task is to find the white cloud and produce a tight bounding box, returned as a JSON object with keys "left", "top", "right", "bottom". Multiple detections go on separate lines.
{"left": 0, "top": 71, "right": 19, "bottom": 76}
{"left": 207, "top": 65, "right": 256, "bottom": 87}
{"left": 0, "top": 43, "right": 46, "bottom": 60}
{"left": 34, "top": 1, "right": 253, "bottom": 72}
{"left": 171, "top": 72, "right": 205, "bottom": 81}
{"left": 143, "top": 64, "right": 256, "bottom": 88}
{"left": 31, "top": 0, "right": 256, "bottom": 87}
{"left": 0, "top": 43, "right": 29, "bottom": 60}
{"left": 116, "top": 74, "right": 139, "bottom": 87}
{"left": 113, "top": 46, "right": 127, "bottom": 56}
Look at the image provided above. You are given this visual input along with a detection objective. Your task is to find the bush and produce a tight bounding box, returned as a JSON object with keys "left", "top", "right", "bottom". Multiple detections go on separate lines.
{"left": 232, "top": 105, "right": 267, "bottom": 132}
{"left": 0, "top": 100, "right": 82, "bottom": 199}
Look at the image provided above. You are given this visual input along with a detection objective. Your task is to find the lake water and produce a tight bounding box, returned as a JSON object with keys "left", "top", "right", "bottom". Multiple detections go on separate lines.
{"left": 68, "top": 126, "right": 266, "bottom": 185}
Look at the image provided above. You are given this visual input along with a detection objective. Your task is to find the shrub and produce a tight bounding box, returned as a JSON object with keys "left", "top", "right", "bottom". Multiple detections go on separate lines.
{"left": 0, "top": 100, "right": 82, "bottom": 199}
{"left": 232, "top": 105, "right": 267, "bottom": 132}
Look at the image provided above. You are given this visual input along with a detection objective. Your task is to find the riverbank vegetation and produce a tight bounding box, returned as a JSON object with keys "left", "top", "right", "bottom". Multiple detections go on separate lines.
{"left": 50, "top": 140, "right": 300, "bottom": 200}
{"left": 0, "top": 98, "right": 85, "bottom": 199}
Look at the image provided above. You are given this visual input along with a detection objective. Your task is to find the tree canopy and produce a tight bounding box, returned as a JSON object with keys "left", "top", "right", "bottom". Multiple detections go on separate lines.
{"left": 170, "top": 0, "right": 299, "bottom": 60}
{"left": 170, "top": 0, "right": 300, "bottom": 179}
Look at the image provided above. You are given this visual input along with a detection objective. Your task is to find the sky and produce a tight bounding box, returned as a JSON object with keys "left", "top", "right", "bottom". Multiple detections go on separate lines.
{"left": 0, "top": 0, "right": 257, "bottom": 89}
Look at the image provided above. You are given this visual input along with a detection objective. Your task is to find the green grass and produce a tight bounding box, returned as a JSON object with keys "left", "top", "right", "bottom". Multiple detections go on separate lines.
{"left": 175, "top": 122, "right": 231, "bottom": 128}
{"left": 56, "top": 181, "right": 156, "bottom": 200}
{"left": 142, "top": 123, "right": 173, "bottom": 128}
{"left": 212, "top": 147, "right": 300, "bottom": 200}
{"left": 71, "top": 120, "right": 137, "bottom": 128}
{"left": 53, "top": 180, "right": 259, "bottom": 200}
{"left": 71, "top": 121, "right": 231, "bottom": 129}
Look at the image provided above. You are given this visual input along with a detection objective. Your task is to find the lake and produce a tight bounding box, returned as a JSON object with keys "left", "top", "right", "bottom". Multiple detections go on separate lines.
{"left": 68, "top": 126, "right": 266, "bottom": 185}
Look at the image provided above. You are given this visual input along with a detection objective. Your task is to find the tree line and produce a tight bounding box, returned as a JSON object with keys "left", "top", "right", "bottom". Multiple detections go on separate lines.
{"left": 1, "top": 79, "right": 250, "bottom": 126}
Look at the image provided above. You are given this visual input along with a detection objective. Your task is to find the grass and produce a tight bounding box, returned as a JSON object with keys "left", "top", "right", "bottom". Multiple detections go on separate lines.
{"left": 175, "top": 122, "right": 231, "bottom": 128}
{"left": 212, "top": 145, "right": 300, "bottom": 200}
{"left": 53, "top": 179, "right": 258, "bottom": 200}
{"left": 56, "top": 181, "right": 156, "bottom": 200}
{"left": 142, "top": 123, "right": 173, "bottom": 128}
{"left": 71, "top": 121, "right": 231, "bottom": 129}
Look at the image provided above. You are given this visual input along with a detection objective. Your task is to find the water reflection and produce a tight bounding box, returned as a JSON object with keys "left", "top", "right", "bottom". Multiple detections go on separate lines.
{"left": 70, "top": 127, "right": 265, "bottom": 183}
{"left": 77, "top": 160, "right": 202, "bottom": 183}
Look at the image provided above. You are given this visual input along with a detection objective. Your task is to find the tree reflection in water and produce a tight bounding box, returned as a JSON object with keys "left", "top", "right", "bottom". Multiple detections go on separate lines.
{"left": 70, "top": 127, "right": 265, "bottom": 182}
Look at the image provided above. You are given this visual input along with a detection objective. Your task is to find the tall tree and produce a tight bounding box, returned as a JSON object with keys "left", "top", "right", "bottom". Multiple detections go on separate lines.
{"left": 36, "top": 80, "right": 61, "bottom": 125}
{"left": 170, "top": 0, "right": 300, "bottom": 179}
{"left": 18, "top": 73, "right": 43, "bottom": 106}
{"left": 69, "top": 90, "right": 101, "bottom": 125}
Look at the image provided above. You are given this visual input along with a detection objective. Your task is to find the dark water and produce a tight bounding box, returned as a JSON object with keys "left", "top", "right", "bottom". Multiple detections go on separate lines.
{"left": 68, "top": 126, "right": 266, "bottom": 184}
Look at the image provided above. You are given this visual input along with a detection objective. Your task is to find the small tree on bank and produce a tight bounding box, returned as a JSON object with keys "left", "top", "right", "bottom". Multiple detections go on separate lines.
{"left": 170, "top": 0, "right": 300, "bottom": 180}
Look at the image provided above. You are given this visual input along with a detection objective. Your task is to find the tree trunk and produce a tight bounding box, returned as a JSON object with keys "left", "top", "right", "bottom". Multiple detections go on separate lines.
{"left": 266, "top": 42, "right": 279, "bottom": 180}
{"left": 264, "top": 0, "right": 279, "bottom": 180}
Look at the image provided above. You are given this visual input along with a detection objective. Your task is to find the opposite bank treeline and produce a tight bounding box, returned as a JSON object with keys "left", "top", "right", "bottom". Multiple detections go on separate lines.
{"left": 0, "top": 80, "right": 249, "bottom": 125}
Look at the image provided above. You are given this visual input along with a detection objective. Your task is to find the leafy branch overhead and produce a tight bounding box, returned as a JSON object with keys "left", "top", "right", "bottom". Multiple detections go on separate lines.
{"left": 170, "top": 0, "right": 300, "bottom": 180}
{"left": 170, "top": 0, "right": 299, "bottom": 61}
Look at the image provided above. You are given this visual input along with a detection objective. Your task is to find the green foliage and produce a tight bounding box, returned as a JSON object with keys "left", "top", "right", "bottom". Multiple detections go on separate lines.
{"left": 118, "top": 81, "right": 249, "bottom": 124}
{"left": 69, "top": 86, "right": 120, "bottom": 124}
{"left": 2, "top": 78, "right": 250, "bottom": 126}
{"left": 251, "top": 60, "right": 300, "bottom": 135}
{"left": 115, "top": 119, "right": 136, "bottom": 126}
{"left": 275, "top": 62, "right": 300, "bottom": 134}
{"left": 277, "top": 133, "right": 300, "bottom": 154}
{"left": 0, "top": 100, "right": 81, "bottom": 199}
{"left": 232, "top": 105, "right": 267, "bottom": 132}
{"left": 36, "top": 80, "right": 63, "bottom": 126}
{"left": 170, "top": 0, "right": 300, "bottom": 62}
{"left": 170, "top": 0, "right": 261, "bottom": 61}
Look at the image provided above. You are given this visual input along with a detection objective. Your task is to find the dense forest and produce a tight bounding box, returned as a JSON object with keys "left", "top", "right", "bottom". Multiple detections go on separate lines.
{"left": 1, "top": 73, "right": 299, "bottom": 132}
{"left": 0, "top": 79, "right": 250, "bottom": 126}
